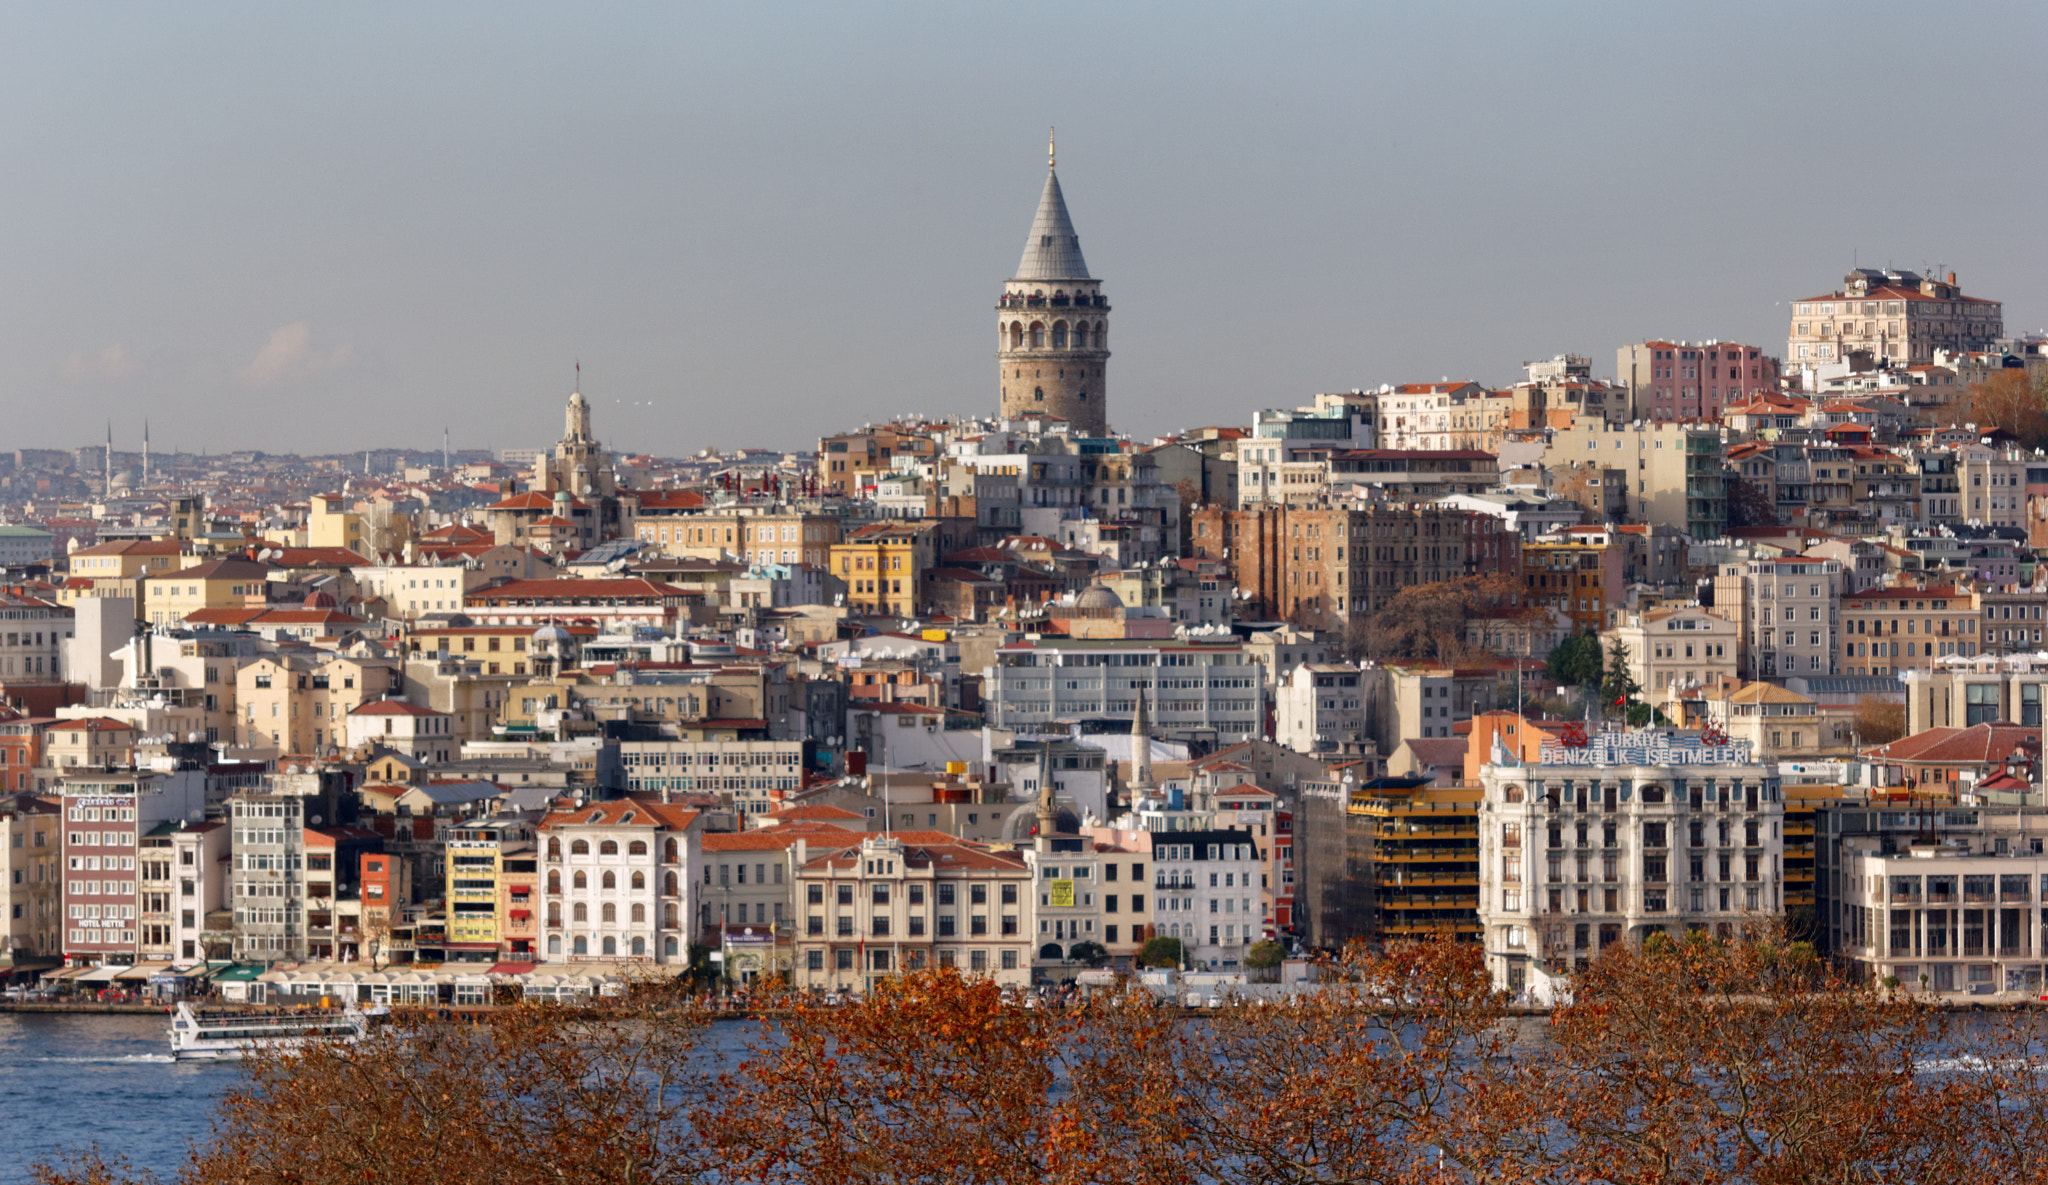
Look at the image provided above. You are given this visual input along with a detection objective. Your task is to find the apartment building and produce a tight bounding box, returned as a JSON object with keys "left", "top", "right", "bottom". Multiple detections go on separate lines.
{"left": 0, "top": 587, "right": 72, "bottom": 681}
{"left": 1365, "top": 664, "right": 1499, "bottom": 754}
{"left": 539, "top": 800, "right": 702, "bottom": 964}
{"left": 1, "top": 795, "right": 61, "bottom": 966}
{"left": 1840, "top": 583, "right": 1981, "bottom": 679}
{"left": 817, "top": 424, "right": 938, "bottom": 498}
{"left": 1547, "top": 420, "right": 1726, "bottom": 540}
{"left": 619, "top": 740, "right": 805, "bottom": 816}
{"left": 1478, "top": 730, "right": 1786, "bottom": 1000}
{"left": 1188, "top": 502, "right": 1516, "bottom": 632}
{"left": 1522, "top": 530, "right": 1625, "bottom": 636}
{"left": 1616, "top": 339, "right": 1781, "bottom": 423}
{"left": 1900, "top": 657, "right": 2048, "bottom": 735}
{"left": 791, "top": 832, "right": 1033, "bottom": 992}
{"left": 226, "top": 792, "right": 310, "bottom": 963}
{"left": 1375, "top": 382, "right": 1488, "bottom": 451}
{"left": 983, "top": 638, "right": 1263, "bottom": 742}
{"left": 167, "top": 820, "right": 228, "bottom": 964}
{"left": 1817, "top": 797, "right": 2048, "bottom": 998}
{"left": 1787, "top": 268, "right": 2002, "bottom": 367}
{"left": 344, "top": 699, "right": 455, "bottom": 763}
{"left": 1711, "top": 556, "right": 1844, "bottom": 680}
{"left": 640, "top": 510, "right": 843, "bottom": 569}
{"left": 237, "top": 653, "right": 401, "bottom": 755}
{"left": 1274, "top": 664, "right": 1371, "bottom": 756}
{"left": 59, "top": 540, "right": 184, "bottom": 606}
{"left": 1601, "top": 606, "right": 1739, "bottom": 698}
{"left": 699, "top": 824, "right": 851, "bottom": 939}
{"left": 61, "top": 770, "right": 206, "bottom": 967}
{"left": 444, "top": 816, "right": 539, "bottom": 960}
{"left": 466, "top": 577, "right": 693, "bottom": 633}
{"left": 1150, "top": 828, "right": 1264, "bottom": 970}
{"left": 1353, "top": 781, "right": 1480, "bottom": 946}
{"left": 140, "top": 556, "right": 273, "bottom": 629}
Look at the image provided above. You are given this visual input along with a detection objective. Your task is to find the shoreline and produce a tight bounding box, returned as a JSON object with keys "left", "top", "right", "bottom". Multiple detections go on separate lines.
{"left": 8, "top": 999, "right": 2048, "bottom": 1018}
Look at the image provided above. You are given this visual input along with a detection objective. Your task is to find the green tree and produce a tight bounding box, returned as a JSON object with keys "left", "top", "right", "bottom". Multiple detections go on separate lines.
{"left": 1244, "top": 939, "right": 1285, "bottom": 982}
{"left": 1546, "top": 633, "right": 1603, "bottom": 690}
{"left": 1136, "top": 936, "right": 1186, "bottom": 968}
{"left": 1602, "top": 639, "right": 1642, "bottom": 717}
{"left": 1066, "top": 940, "right": 1108, "bottom": 968}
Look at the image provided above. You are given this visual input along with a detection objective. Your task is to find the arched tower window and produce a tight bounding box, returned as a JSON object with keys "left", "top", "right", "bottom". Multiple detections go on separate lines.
{"left": 1034, "top": 387, "right": 1044, "bottom": 402}
{"left": 1073, "top": 323, "right": 1088, "bottom": 349}
{"left": 1052, "top": 321, "right": 1068, "bottom": 348}
{"left": 1029, "top": 322, "right": 1044, "bottom": 349}
{"left": 1093, "top": 320, "right": 1106, "bottom": 346}
{"left": 1008, "top": 322, "right": 1023, "bottom": 350}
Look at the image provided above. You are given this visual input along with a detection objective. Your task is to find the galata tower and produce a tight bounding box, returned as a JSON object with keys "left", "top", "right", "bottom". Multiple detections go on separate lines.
{"left": 997, "top": 133, "right": 1109, "bottom": 436}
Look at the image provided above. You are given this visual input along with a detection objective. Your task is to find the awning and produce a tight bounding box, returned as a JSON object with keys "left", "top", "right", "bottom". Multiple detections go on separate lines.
{"left": 120, "top": 962, "right": 173, "bottom": 981}
{"left": 489, "top": 962, "right": 538, "bottom": 975}
{"left": 443, "top": 942, "right": 497, "bottom": 951}
{"left": 77, "top": 965, "right": 126, "bottom": 984}
{"left": 508, "top": 885, "right": 532, "bottom": 896}
{"left": 1, "top": 958, "right": 61, "bottom": 980}
{"left": 509, "top": 909, "right": 531, "bottom": 920}
{"left": 42, "top": 966, "right": 93, "bottom": 982}
{"left": 210, "top": 965, "right": 265, "bottom": 983}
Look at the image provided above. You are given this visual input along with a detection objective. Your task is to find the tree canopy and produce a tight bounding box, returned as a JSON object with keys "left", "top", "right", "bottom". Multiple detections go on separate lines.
{"left": 1546, "top": 631, "right": 1603, "bottom": 690}
{"left": 36, "top": 936, "right": 2048, "bottom": 1184}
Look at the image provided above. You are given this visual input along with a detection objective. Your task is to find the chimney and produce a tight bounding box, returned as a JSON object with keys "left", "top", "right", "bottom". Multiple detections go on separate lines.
{"left": 1949, "top": 272, "right": 1957, "bottom": 285}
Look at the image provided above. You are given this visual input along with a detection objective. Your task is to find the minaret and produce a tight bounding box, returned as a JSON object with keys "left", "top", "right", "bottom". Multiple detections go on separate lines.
{"left": 141, "top": 419, "right": 150, "bottom": 491}
{"left": 1034, "top": 743, "right": 1058, "bottom": 854}
{"left": 1128, "top": 684, "right": 1156, "bottom": 801}
{"left": 997, "top": 130, "right": 1110, "bottom": 436}
{"left": 103, "top": 421, "right": 113, "bottom": 499}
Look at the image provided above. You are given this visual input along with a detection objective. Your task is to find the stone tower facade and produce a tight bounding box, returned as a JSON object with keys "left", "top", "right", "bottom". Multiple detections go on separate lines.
{"left": 997, "top": 143, "right": 1109, "bottom": 436}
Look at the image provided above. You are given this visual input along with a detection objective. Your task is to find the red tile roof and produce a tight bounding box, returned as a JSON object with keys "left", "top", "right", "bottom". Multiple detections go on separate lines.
{"left": 1865, "top": 723, "right": 2039, "bottom": 765}
{"left": 540, "top": 800, "right": 701, "bottom": 830}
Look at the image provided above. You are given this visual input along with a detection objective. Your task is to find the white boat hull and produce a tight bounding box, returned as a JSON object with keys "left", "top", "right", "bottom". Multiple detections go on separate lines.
{"left": 168, "top": 1001, "right": 377, "bottom": 1061}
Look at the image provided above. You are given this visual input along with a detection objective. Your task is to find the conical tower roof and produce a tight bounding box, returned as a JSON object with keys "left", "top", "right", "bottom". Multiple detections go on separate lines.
{"left": 1014, "top": 166, "right": 1091, "bottom": 281}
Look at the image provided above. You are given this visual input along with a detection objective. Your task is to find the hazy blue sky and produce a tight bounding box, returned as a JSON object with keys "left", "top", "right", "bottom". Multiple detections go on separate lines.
{"left": 4, "top": 2, "right": 2044, "bottom": 458}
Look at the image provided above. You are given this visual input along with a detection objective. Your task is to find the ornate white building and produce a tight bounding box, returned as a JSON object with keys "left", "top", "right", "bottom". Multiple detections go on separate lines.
{"left": 1478, "top": 729, "right": 1785, "bottom": 1001}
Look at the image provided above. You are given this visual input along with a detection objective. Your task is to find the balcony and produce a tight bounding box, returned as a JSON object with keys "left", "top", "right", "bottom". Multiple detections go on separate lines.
{"left": 1374, "top": 846, "right": 1479, "bottom": 863}
{"left": 1384, "top": 894, "right": 1479, "bottom": 910}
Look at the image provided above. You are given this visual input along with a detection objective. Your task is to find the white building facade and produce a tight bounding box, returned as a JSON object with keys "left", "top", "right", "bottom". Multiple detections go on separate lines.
{"left": 1478, "top": 730, "right": 1785, "bottom": 1000}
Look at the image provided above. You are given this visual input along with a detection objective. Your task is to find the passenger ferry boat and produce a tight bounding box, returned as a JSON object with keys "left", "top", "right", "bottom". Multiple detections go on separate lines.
{"left": 168, "top": 1000, "right": 385, "bottom": 1061}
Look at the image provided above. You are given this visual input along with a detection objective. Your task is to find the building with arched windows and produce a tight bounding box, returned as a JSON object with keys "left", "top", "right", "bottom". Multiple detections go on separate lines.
{"left": 997, "top": 140, "right": 1110, "bottom": 436}
{"left": 539, "top": 799, "right": 703, "bottom": 965}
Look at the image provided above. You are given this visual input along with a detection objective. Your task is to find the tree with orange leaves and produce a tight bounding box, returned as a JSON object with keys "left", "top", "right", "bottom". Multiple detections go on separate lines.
{"left": 37, "top": 936, "right": 2048, "bottom": 1184}
{"left": 35, "top": 983, "right": 714, "bottom": 1185}
{"left": 698, "top": 966, "right": 1184, "bottom": 1185}
{"left": 1959, "top": 368, "right": 2048, "bottom": 451}
{"left": 1510, "top": 925, "right": 2014, "bottom": 1184}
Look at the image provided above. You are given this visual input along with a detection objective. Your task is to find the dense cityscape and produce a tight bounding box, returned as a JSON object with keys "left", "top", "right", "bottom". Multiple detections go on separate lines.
{"left": 0, "top": 144, "right": 2042, "bottom": 1019}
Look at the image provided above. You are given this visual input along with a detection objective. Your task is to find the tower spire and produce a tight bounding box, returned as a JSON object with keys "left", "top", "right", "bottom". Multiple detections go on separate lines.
{"left": 1129, "top": 684, "right": 1155, "bottom": 796}
{"left": 1035, "top": 742, "right": 1057, "bottom": 854}
{"left": 1049, "top": 125, "right": 1055, "bottom": 170}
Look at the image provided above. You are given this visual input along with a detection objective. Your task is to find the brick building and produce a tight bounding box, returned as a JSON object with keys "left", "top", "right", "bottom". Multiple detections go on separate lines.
{"left": 1189, "top": 503, "right": 1516, "bottom": 632}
